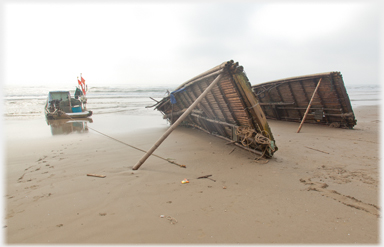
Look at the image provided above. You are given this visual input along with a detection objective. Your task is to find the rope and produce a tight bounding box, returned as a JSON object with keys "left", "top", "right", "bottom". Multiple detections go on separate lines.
{"left": 235, "top": 127, "right": 275, "bottom": 159}
{"left": 61, "top": 113, "right": 186, "bottom": 168}
{"left": 235, "top": 126, "right": 255, "bottom": 147}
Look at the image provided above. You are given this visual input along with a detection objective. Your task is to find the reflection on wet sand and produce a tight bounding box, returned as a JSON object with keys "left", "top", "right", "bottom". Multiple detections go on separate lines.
{"left": 46, "top": 118, "right": 93, "bottom": 136}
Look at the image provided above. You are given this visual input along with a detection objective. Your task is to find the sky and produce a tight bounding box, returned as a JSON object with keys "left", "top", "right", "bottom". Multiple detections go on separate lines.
{"left": 2, "top": 1, "right": 382, "bottom": 87}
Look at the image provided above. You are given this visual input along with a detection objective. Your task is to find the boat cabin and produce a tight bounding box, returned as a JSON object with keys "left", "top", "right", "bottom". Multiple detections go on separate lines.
{"left": 47, "top": 91, "right": 82, "bottom": 113}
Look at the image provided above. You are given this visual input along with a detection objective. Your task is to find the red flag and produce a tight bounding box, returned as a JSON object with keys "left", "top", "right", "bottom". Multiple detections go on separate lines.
{"left": 81, "top": 77, "right": 85, "bottom": 84}
{"left": 78, "top": 79, "right": 82, "bottom": 85}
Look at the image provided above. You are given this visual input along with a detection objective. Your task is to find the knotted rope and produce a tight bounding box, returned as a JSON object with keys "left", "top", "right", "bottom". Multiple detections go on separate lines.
{"left": 235, "top": 127, "right": 275, "bottom": 159}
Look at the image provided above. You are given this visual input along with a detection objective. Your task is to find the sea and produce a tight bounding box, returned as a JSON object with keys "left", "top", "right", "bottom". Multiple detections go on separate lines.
{"left": 3, "top": 84, "right": 176, "bottom": 120}
{"left": 3, "top": 84, "right": 380, "bottom": 120}
{"left": 2, "top": 83, "right": 381, "bottom": 139}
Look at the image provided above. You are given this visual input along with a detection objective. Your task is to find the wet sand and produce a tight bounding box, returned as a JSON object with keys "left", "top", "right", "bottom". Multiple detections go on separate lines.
{"left": 4, "top": 105, "right": 380, "bottom": 244}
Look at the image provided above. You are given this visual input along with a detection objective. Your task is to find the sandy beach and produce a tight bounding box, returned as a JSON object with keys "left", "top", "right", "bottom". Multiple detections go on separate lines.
{"left": 4, "top": 105, "right": 380, "bottom": 244}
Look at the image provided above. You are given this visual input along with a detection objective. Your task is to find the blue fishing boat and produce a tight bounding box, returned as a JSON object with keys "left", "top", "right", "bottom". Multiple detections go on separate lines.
{"left": 44, "top": 90, "right": 92, "bottom": 119}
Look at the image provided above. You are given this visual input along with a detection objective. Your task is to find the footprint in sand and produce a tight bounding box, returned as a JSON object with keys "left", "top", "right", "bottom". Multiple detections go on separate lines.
{"left": 6, "top": 210, "right": 15, "bottom": 219}
{"left": 18, "top": 173, "right": 26, "bottom": 182}
{"left": 37, "top": 156, "right": 47, "bottom": 163}
{"left": 33, "top": 193, "right": 52, "bottom": 202}
{"left": 24, "top": 184, "right": 39, "bottom": 190}
{"left": 24, "top": 165, "right": 34, "bottom": 171}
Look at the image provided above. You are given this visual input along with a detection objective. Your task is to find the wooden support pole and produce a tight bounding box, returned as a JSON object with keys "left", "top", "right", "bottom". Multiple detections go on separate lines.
{"left": 297, "top": 78, "right": 322, "bottom": 133}
{"left": 132, "top": 71, "right": 224, "bottom": 170}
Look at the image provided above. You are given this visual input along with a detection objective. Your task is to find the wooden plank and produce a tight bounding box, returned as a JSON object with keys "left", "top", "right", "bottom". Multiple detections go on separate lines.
{"left": 287, "top": 82, "right": 303, "bottom": 119}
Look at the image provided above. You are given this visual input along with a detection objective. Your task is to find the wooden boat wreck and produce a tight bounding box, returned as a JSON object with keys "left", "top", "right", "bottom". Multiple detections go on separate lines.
{"left": 251, "top": 72, "right": 356, "bottom": 130}
{"left": 151, "top": 60, "right": 277, "bottom": 160}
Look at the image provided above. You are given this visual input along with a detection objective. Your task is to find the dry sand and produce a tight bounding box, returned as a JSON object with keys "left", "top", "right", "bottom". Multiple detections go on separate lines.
{"left": 4, "top": 105, "right": 380, "bottom": 244}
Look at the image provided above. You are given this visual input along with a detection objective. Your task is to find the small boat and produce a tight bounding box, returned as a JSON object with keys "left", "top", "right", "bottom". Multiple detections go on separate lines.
{"left": 152, "top": 60, "right": 278, "bottom": 158}
{"left": 45, "top": 74, "right": 92, "bottom": 120}
{"left": 44, "top": 90, "right": 93, "bottom": 119}
{"left": 251, "top": 72, "right": 356, "bottom": 129}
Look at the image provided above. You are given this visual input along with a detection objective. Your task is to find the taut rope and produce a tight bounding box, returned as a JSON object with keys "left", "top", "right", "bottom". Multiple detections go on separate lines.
{"left": 62, "top": 113, "right": 186, "bottom": 168}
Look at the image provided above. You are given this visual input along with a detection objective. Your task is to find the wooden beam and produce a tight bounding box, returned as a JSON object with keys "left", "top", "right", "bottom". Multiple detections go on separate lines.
{"left": 287, "top": 82, "right": 303, "bottom": 119}
{"left": 259, "top": 102, "right": 295, "bottom": 106}
{"left": 187, "top": 83, "right": 218, "bottom": 134}
{"left": 311, "top": 78, "right": 329, "bottom": 123}
{"left": 195, "top": 81, "right": 227, "bottom": 137}
{"left": 275, "top": 86, "right": 290, "bottom": 119}
{"left": 297, "top": 78, "right": 323, "bottom": 133}
{"left": 132, "top": 72, "right": 224, "bottom": 170}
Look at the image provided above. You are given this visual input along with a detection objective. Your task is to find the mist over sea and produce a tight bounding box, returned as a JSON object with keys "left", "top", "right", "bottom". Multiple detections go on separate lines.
{"left": 3, "top": 83, "right": 381, "bottom": 120}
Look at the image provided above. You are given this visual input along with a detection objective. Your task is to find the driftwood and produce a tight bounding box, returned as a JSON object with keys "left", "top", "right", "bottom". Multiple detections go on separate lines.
{"left": 87, "top": 174, "right": 106, "bottom": 178}
{"left": 197, "top": 174, "right": 216, "bottom": 182}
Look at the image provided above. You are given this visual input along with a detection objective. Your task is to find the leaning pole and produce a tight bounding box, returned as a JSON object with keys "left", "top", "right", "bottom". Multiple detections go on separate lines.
{"left": 132, "top": 71, "right": 224, "bottom": 170}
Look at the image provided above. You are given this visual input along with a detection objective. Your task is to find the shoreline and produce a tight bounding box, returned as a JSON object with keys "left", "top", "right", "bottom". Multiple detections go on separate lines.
{"left": 4, "top": 105, "right": 380, "bottom": 244}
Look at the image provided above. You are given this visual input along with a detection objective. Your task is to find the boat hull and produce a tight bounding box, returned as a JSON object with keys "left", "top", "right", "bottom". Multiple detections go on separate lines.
{"left": 252, "top": 72, "right": 356, "bottom": 128}
{"left": 45, "top": 110, "right": 93, "bottom": 120}
{"left": 44, "top": 90, "right": 93, "bottom": 120}
{"left": 154, "top": 60, "right": 277, "bottom": 158}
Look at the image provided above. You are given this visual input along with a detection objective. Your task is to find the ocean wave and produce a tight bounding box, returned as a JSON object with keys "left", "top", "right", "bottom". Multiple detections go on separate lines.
{"left": 88, "top": 86, "right": 172, "bottom": 94}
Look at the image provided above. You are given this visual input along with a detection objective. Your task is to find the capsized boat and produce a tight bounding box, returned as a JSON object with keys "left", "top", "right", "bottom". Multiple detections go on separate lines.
{"left": 251, "top": 71, "right": 356, "bottom": 128}
{"left": 44, "top": 90, "right": 93, "bottom": 119}
{"left": 152, "top": 60, "right": 278, "bottom": 158}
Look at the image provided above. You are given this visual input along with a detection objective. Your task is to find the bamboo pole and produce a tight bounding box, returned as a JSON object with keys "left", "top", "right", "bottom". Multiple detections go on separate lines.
{"left": 132, "top": 71, "right": 224, "bottom": 170}
{"left": 297, "top": 78, "right": 322, "bottom": 133}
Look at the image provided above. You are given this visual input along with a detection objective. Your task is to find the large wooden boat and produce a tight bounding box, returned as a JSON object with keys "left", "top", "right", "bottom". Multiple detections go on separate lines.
{"left": 153, "top": 60, "right": 278, "bottom": 158}
{"left": 251, "top": 72, "right": 356, "bottom": 129}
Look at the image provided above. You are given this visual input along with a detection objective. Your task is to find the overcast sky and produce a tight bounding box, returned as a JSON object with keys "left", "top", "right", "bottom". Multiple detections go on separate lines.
{"left": 2, "top": 1, "right": 381, "bottom": 87}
